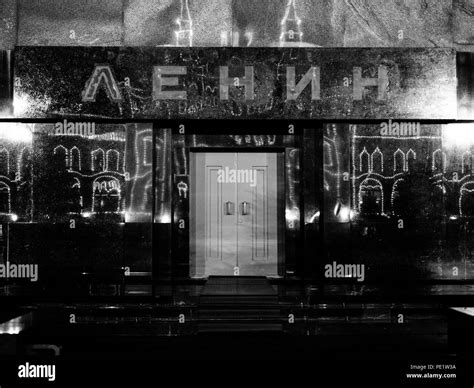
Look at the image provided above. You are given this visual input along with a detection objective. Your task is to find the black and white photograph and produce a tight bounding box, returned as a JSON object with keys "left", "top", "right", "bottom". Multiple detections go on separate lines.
{"left": 0, "top": 0, "right": 474, "bottom": 386}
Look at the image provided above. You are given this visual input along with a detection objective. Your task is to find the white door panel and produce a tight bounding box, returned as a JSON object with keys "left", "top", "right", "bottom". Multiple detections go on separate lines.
{"left": 191, "top": 152, "right": 279, "bottom": 278}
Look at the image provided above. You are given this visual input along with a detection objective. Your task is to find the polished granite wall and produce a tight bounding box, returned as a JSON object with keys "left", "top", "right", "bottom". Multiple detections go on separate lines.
{"left": 0, "top": 123, "right": 473, "bottom": 283}
{"left": 11, "top": 47, "right": 458, "bottom": 120}
{"left": 0, "top": 0, "right": 473, "bottom": 288}
{"left": 0, "top": 0, "right": 472, "bottom": 50}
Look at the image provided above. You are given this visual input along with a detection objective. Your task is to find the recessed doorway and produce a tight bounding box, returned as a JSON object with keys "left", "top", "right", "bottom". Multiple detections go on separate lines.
{"left": 190, "top": 151, "right": 284, "bottom": 278}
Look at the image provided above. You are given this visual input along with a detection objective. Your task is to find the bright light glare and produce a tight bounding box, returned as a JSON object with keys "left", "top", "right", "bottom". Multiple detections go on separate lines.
{"left": 0, "top": 123, "right": 32, "bottom": 143}
{"left": 309, "top": 210, "right": 320, "bottom": 223}
{"left": 349, "top": 210, "right": 357, "bottom": 221}
{"left": 158, "top": 213, "right": 171, "bottom": 223}
{"left": 10, "top": 214, "right": 18, "bottom": 222}
{"left": 13, "top": 94, "right": 29, "bottom": 116}
{"left": 286, "top": 208, "right": 299, "bottom": 223}
{"left": 339, "top": 206, "right": 351, "bottom": 222}
{"left": 443, "top": 124, "right": 474, "bottom": 148}
{"left": 334, "top": 201, "right": 352, "bottom": 222}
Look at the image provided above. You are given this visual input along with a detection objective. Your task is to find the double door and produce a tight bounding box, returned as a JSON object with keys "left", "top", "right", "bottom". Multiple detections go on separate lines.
{"left": 190, "top": 152, "right": 279, "bottom": 277}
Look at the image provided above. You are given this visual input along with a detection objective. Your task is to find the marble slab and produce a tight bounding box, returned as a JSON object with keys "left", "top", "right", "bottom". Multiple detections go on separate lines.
{"left": 14, "top": 47, "right": 458, "bottom": 119}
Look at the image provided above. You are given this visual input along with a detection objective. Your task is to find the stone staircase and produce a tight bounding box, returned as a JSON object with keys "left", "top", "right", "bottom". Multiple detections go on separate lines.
{"left": 197, "top": 277, "right": 283, "bottom": 333}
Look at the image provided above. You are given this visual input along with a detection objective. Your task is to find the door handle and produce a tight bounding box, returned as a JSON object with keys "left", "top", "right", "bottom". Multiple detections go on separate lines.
{"left": 241, "top": 201, "right": 249, "bottom": 216}
{"left": 225, "top": 201, "right": 234, "bottom": 215}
